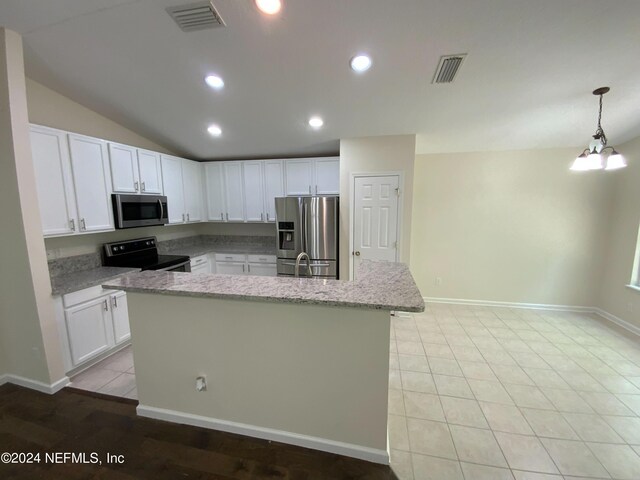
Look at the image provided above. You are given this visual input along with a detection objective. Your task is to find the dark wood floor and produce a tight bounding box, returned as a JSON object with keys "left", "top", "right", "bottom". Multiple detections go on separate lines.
{"left": 0, "top": 384, "right": 398, "bottom": 479}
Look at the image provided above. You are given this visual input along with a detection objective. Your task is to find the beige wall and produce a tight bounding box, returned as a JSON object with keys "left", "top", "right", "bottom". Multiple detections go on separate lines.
{"left": 598, "top": 135, "right": 640, "bottom": 326}
{"left": 411, "top": 147, "right": 614, "bottom": 306}
{"left": 0, "top": 28, "right": 65, "bottom": 384}
{"left": 129, "top": 293, "right": 390, "bottom": 460}
{"left": 26, "top": 78, "right": 174, "bottom": 154}
{"left": 339, "top": 135, "right": 415, "bottom": 279}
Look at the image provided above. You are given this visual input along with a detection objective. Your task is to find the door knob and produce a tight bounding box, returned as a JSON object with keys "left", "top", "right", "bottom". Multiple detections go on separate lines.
{"left": 354, "top": 251, "right": 361, "bottom": 256}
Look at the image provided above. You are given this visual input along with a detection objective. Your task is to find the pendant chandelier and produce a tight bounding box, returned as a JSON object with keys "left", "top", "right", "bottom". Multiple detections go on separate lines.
{"left": 571, "top": 87, "right": 626, "bottom": 171}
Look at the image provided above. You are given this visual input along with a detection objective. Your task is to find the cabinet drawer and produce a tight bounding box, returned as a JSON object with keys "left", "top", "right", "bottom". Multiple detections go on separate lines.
{"left": 63, "top": 285, "right": 110, "bottom": 308}
{"left": 247, "top": 254, "right": 276, "bottom": 264}
{"left": 214, "top": 253, "right": 246, "bottom": 262}
{"left": 190, "top": 254, "right": 209, "bottom": 267}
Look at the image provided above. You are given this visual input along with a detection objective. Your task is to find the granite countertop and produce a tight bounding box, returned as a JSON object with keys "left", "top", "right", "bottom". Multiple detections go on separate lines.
{"left": 163, "top": 243, "right": 276, "bottom": 258}
{"left": 103, "top": 260, "right": 425, "bottom": 312}
{"left": 51, "top": 267, "right": 140, "bottom": 296}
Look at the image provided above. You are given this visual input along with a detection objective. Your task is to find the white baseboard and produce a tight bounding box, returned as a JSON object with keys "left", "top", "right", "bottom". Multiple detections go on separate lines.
{"left": 0, "top": 374, "right": 69, "bottom": 394}
{"left": 423, "top": 296, "right": 593, "bottom": 313}
{"left": 137, "top": 404, "right": 389, "bottom": 465}
{"left": 592, "top": 308, "right": 640, "bottom": 337}
{"left": 424, "top": 297, "right": 640, "bottom": 338}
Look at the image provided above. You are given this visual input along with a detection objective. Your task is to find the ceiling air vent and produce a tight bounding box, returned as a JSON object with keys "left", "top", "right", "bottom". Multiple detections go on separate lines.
{"left": 166, "top": 1, "right": 226, "bottom": 32}
{"left": 432, "top": 54, "right": 467, "bottom": 84}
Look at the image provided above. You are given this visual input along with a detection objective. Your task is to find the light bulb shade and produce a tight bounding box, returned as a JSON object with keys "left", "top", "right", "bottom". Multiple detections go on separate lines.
{"left": 570, "top": 153, "right": 591, "bottom": 171}
{"left": 605, "top": 152, "right": 626, "bottom": 170}
{"left": 586, "top": 150, "right": 603, "bottom": 170}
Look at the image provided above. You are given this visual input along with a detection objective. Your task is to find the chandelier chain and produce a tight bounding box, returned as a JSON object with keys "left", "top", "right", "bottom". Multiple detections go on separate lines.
{"left": 595, "top": 93, "right": 607, "bottom": 145}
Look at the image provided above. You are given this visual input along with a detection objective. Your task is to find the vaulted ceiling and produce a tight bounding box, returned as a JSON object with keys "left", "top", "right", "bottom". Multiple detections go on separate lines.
{"left": 1, "top": 0, "right": 639, "bottom": 159}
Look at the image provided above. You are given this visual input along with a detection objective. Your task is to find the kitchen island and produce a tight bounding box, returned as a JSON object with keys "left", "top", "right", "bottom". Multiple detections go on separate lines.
{"left": 103, "top": 261, "right": 423, "bottom": 464}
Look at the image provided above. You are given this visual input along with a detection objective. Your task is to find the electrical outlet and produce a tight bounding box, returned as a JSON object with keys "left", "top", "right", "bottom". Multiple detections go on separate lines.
{"left": 196, "top": 376, "right": 207, "bottom": 392}
{"left": 435, "top": 277, "right": 443, "bottom": 286}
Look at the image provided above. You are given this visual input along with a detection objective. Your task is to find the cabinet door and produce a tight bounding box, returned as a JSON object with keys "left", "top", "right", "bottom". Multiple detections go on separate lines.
{"left": 285, "top": 159, "right": 314, "bottom": 196}
{"left": 110, "top": 291, "right": 130, "bottom": 345}
{"left": 68, "top": 134, "right": 114, "bottom": 233}
{"left": 161, "top": 155, "right": 185, "bottom": 224}
{"left": 243, "top": 161, "right": 265, "bottom": 222}
{"left": 263, "top": 160, "right": 284, "bottom": 222}
{"left": 108, "top": 143, "right": 139, "bottom": 193}
{"left": 314, "top": 157, "right": 340, "bottom": 195}
{"left": 215, "top": 262, "right": 246, "bottom": 275}
{"left": 182, "top": 159, "right": 203, "bottom": 222}
{"left": 191, "top": 263, "right": 210, "bottom": 274}
{"left": 30, "top": 126, "right": 78, "bottom": 236}
{"left": 223, "top": 162, "right": 245, "bottom": 221}
{"left": 137, "top": 149, "right": 163, "bottom": 194}
{"left": 204, "top": 162, "right": 226, "bottom": 221}
{"left": 247, "top": 263, "right": 277, "bottom": 276}
{"left": 65, "top": 297, "right": 112, "bottom": 366}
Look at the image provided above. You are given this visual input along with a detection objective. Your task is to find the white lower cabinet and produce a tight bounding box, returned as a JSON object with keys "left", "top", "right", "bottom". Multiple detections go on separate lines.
{"left": 215, "top": 261, "right": 246, "bottom": 275}
{"left": 214, "top": 253, "right": 276, "bottom": 276}
{"left": 190, "top": 254, "right": 211, "bottom": 273}
{"left": 65, "top": 296, "right": 112, "bottom": 366}
{"left": 57, "top": 286, "right": 131, "bottom": 372}
{"left": 247, "top": 263, "right": 277, "bottom": 276}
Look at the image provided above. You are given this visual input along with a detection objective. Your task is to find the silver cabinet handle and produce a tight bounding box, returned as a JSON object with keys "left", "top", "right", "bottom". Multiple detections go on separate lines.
{"left": 141, "top": 181, "right": 146, "bottom": 192}
{"left": 182, "top": 213, "right": 185, "bottom": 222}
{"left": 225, "top": 256, "right": 233, "bottom": 260}
{"left": 134, "top": 181, "right": 139, "bottom": 191}
{"left": 261, "top": 213, "right": 264, "bottom": 221}
{"left": 308, "top": 185, "right": 311, "bottom": 194}
{"left": 315, "top": 185, "right": 318, "bottom": 194}
{"left": 248, "top": 264, "right": 251, "bottom": 273}
{"left": 103, "top": 299, "right": 109, "bottom": 312}
{"left": 112, "top": 295, "right": 118, "bottom": 308}
{"left": 220, "top": 213, "right": 224, "bottom": 221}
{"left": 266, "top": 213, "right": 270, "bottom": 221}
{"left": 242, "top": 264, "right": 245, "bottom": 272}
{"left": 226, "top": 213, "right": 229, "bottom": 221}
{"left": 187, "top": 213, "right": 190, "bottom": 222}
{"left": 80, "top": 218, "right": 86, "bottom": 231}
{"left": 70, "top": 219, "right": 75, "bottom": 231}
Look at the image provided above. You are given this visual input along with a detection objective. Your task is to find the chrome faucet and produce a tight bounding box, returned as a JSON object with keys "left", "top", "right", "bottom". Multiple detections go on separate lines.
{"left": 295, "top": 252, "right": 312, "bottom": 278}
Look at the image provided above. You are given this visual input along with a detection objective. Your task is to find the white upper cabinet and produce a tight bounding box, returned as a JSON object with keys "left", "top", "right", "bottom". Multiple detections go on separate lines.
{"left": 205, "top": 162, "right": 226, "bottom": 222}
{"left": 137, "top": 149, "right": 163, "bottom": 194}
{"left": 285, "top": 159, "right": 314, "bottom": 196}
{"left": 108, "top": 143, "right": 139, "bottom": 193}
{"left": 161, "top": 154, "right": 186, "bottom": 224}
{"left": 285, "top": 157, "right": 339, "bottom": 196}
{"left": 263, "top": 160, "right": 284, "bottom": 222}
{"left": 223, "top": 162, "right": 245, "bottom": 222}
{"left": 68, "top": 134, "right": 114, "bottom": 233}
{"left": 182, "top": 159, "right": 203, "bottom": 223}
{"left": 314, "top": 157, "right": 340, "bottom": 195}
{"left": 30, "top": 125, "right": 78, "bottom": 236}
{"left": 243, "top": 161, "right": 265, "bottom": 222}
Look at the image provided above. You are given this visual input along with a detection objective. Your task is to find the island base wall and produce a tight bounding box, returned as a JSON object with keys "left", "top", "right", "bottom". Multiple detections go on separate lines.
{"left": 127, "top": 292, "right": 391, "bottom": 463}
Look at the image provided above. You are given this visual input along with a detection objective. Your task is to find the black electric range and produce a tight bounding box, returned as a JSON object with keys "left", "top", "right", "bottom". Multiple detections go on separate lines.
{"left": 103, "top": 237, "right": 191, "bottom": 272}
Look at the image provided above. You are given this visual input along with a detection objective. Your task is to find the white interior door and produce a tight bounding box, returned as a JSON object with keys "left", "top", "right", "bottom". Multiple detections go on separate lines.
{"left": 353, "top": 175, "right": 400, "bottom": 277}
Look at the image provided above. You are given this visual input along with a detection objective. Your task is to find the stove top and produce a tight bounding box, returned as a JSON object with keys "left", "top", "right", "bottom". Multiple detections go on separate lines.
{"left": 103, "top": 236, "right": 190, "bottom": 271}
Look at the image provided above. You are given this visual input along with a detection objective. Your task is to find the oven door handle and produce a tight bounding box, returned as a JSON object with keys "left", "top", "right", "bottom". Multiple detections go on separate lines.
{"left": 156, "top": 260, "right": 191, "bottom": 272}
{"left": 158, "top": 199, "right": 164, "bottom": 221}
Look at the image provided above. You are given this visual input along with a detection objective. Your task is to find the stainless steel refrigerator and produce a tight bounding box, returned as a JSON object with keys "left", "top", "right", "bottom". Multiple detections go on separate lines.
{"left": 275, "top": 196, "right": 339, "bottom": 279}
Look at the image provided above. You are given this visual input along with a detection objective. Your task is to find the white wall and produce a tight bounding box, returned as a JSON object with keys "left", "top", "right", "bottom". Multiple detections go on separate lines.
{"left": 0, "top": 28, "right": 65, "bottom": 385}
{"left": 598, "top": 135, "right": 640, "bottom": 326}
{"left": 411, "top": 147, "right": 614, "bottom": 306}
{"left": 26, "top": 78, "right": 174, "bottom": 154}
{"left": 339, "top": 135, "right": 415, "bottom": 279}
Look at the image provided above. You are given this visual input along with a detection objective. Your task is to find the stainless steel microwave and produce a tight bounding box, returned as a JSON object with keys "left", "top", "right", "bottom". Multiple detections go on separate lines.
{"left": 112, "top": 194, "right": 168, "bottom": 229}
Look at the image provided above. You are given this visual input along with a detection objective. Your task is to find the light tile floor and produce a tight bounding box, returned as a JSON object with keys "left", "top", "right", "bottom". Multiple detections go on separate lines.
{"left": 69, "top": 345, "right": 137, "bottom": 400}
{"left": 389, "top": 304, "right": 640, "bottom": 480}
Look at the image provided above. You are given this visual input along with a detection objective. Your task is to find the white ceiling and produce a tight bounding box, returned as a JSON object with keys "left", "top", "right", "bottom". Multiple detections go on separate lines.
{"left": 1, "top": 0, "right": 640, "bottom": 159}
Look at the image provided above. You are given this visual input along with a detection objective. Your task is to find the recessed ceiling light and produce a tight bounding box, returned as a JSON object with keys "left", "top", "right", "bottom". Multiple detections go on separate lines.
{"left": 205, "top": 75, "right": 224, "bottom": 90}
{"left": 308, "top": 116, "right": 323, "bottom": 129}
{"left": 255, "top": 0, "right": 281, "bottom": 15}
{"left": 207, "top": 124, "right": 222, "bottom": 136}
{"left": 350, "top": 55, "right": 372, "bottom": 72}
